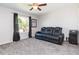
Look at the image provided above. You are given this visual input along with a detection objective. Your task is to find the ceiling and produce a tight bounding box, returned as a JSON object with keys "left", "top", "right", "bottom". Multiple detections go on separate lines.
{"left": 0, "top": 3, "right": 78, "bottom": 15}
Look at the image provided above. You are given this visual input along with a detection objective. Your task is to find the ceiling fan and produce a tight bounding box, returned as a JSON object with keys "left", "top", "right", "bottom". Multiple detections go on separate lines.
{"left": 28, "top": 3, "right": 47, "bottom": 11}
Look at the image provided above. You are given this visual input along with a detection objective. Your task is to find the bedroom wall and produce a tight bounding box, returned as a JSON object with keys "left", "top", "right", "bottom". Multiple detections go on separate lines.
{"left": 0, "top": 7, "right": 13, "bottom": 45}
{"left": 38, "top": 5, "right": 78, "bottom": 40}
{"left": 77, "top": 8, "right": 79, "bottom": 44}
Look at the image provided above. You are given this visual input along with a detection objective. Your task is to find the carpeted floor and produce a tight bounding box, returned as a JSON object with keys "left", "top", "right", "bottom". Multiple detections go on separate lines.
{"left": 0, "top": 38, "right": 79, "bottom": 55}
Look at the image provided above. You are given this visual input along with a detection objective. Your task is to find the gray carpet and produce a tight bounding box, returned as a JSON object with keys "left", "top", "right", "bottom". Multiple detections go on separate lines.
{"left": 0, "top": 38, "right": 79, "bottom": 55}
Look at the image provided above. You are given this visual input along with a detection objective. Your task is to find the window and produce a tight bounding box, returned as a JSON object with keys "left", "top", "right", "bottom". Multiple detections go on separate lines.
{"left": 18, "top": 15, "right": 29, "bottom": 32}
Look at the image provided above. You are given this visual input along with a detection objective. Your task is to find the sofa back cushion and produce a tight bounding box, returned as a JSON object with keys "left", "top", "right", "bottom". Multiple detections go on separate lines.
{"left": 46, "top": 27, "right": 52, "bottom": 32}
{"left": 41, "top": 27, "right": 46, "bottom": 32}
{"left": 41, "top": 27, "right": 62, "bottom": 35}
{"left": 53, "top": 27, "right": 62, "bottom": 36}
{"left": 41, "top": 27, "right": 53, "bottom": 34}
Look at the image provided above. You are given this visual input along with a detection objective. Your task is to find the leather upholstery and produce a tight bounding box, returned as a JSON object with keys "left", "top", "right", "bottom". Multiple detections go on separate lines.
{"left": 35, "top": 27, "right": 64, "bottom": 45}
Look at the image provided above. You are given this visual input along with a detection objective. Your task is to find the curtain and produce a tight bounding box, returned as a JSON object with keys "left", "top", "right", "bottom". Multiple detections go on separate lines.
{"left": 28, "top": 16, "right": 32, "bottom": 38}
{"left": 13, "top": 13, "right": 20, "bottom": 41}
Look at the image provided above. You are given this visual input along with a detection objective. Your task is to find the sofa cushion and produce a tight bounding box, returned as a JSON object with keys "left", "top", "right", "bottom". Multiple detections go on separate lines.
{"left": 55, "top": 27, "right": 62, "bottom": 33}
{"left": 41, "top": 27, "right": 53, "bottom": 35}
{"left": 53, "top": 27, "right": 62, "bottom": 35}
{"left": 46, "top": 35, "right": 59, "bottom": 39}
{"left": 41, "top": 27, "right": 47, "bottom": 32}
{"left": 45, "top": 27, "right": 52, "bottom": 33}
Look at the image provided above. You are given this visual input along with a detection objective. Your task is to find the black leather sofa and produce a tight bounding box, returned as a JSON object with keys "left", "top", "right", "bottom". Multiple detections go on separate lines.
{"left": 35, "top": 27, "right": 64, "bottom": 45}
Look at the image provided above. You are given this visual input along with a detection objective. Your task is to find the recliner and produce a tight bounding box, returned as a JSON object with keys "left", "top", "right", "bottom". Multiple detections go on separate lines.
{"left": 35, "top": 27, "right": 64, "bottom": 45}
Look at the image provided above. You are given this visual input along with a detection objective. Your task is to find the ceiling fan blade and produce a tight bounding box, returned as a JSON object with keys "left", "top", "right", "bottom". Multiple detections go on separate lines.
{"left": 37, "top": 7, "right": 41, "bottom": 11}
{"left": 39, "top": 3, "right": 47, "bottom": 6}
{"left": 30, "top": 7, "right": 33, "bottom": 11}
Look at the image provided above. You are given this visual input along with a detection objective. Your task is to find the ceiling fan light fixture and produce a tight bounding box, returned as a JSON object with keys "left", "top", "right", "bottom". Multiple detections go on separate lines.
{"left": 28, "top": 3, "right": 47, "bottom": 11}
{"left": 32, "top": 5, "right": 38, "bottom": 9}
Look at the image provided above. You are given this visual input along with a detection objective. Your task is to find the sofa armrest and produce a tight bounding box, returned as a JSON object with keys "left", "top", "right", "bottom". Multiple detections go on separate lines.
{"left": 58, "top": 33, "right": 64, "bottom": 44}
{"left": 61, "top": 33, "right": 64, "bottom": 39}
